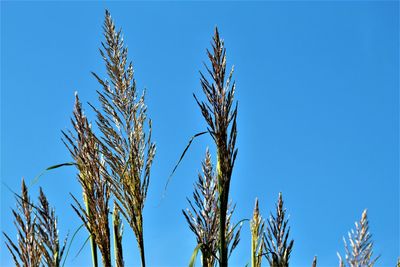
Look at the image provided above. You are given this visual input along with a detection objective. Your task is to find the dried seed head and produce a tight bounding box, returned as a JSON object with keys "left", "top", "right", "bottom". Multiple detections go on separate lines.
{"left": 338, "top": 209, "right": 379, "bottom": 267}
{"left": 264, "top": 193, "right": 294, "bottom": 267}
{"left": 3, "top": 179, "right": 42, "bottom": 267}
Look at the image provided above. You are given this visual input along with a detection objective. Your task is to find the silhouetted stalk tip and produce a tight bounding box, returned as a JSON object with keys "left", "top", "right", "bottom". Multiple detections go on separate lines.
{"left": 37, "top": 187, "right": 68, "bottom": 267}
{"left": 251, "top": 198, "right": 265, "bottom": 267}
{"left": 195, "top": 26, "right": 238, "bottom": 267}
{"left": 312, "top": 256, "right": 317, "bottom": 267}
{"left": 3, "top": 179, "right": 42, "bottom": 267}
{"left": 264, "top": 193, "right": 294, "bottom": 267}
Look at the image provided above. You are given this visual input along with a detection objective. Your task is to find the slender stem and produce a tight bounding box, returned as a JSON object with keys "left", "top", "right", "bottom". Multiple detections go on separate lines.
{"left": 217, "top": 153, "right": 228, "bottom": 267}
{"left": 85, "top": 195, "right": 98, "bottom": 267}
{"left": 113, "top": 208, "right": 124, "bottom": 267}
{"left": 139, "top": 231, "right": 146, "bottom": 267}
{"left": 101, "top": 251, "right": 112, "bottom": 267}
{"left": 251, "top": 231, "right": 256, "bottom": 267}
{"left": 219, "top": 198, "right": 228, "bottom": 267}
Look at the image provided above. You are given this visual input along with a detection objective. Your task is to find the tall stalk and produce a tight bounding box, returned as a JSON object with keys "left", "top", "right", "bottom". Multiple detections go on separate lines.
{"left": 113, "top": 204, "right": 124, "bottom": 267}
{"left": 37, "top": 187, "right": 68, "bottom": 267}
{"left": 250, "top": 199, "right": 265, "bottom": 267}
{"left": 184, "top": 149, "right": 241, "bottom": 267}
{"left": 63, "top": 94, "right": 111, "bottom": 267}
{"left": 3, "top": 179, "right": 42, "bottom": 267}
{"left": 85, "top": 197, "right": 99, "bottom": 267}
{"left": 91, "top": 10, "right": 156, "bottom": 267}
{"left": 183, "top": 149, "right": 219, "bottom": 267}
{"left": 264, "top": 193, "right": 294, "bottom": 267}
{"left": 195, "top": 27, "right": 238, "bottom": 267}
{"left": 3, "top": 180, "right": 67, "bottom": 267}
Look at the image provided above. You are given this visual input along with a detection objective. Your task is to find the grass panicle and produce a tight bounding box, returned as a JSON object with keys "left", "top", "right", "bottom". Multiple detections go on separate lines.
{"left": 264, "top": 193, "right": 294, "bottom": 267}
{"left": 225, "top": 201, "right": 242, "bottom": 258}
{"left": 37, "top": 187, "right": 68, "bottom": 267}
{"left": 90, "top": 10, "right": 156, "bottom": 267}
{"left": 337, "top": 209, "right": 379, "bottom": 267}
{"left": 195, "top": 27, "right": 238, "bottom": 267}
{"left": 3, "top": 179, "right": 42, "bottom": 267}
{"left": 63, "top": 94, "right": 111, "bottom": 267}
{"left": 183, "top": 149, "right": 219, "bottom": 267}
{"left": 183, "top": 149, "right": 241, "bottom": 267}
{"left": 250, "top": 198, "right": 265, "bottom": 267}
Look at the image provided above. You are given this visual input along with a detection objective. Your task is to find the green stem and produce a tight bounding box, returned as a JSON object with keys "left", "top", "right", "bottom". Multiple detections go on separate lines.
{"left": 251, "top": 232, "right": 256, "bottom": 267}
{"left": 217, "top": 154, "right": 228, "bottom": 267}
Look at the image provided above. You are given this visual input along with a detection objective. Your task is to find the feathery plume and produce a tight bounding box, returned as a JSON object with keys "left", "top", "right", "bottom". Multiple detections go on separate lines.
{"left": 183, "top": 149, "right": 219, "bottom": 267}
{"left": 251, "top": 199, "right": 265, "bottom": 267}
{"left": 37, "top": 188, "right": 68, "bottom": 267}
{"left": 337, "top": 209, "right": 379, "bottom": 267}
{"left": 264, "top": 193, "right": 294, "bottom": 267}
{"left": 63, "top": 94, "right": 111, "bottom": 267}
{"left": 90, "top": 10, "right": 156, "bottom": 267}
{"left": 195, "top": 27, "right": 238, "bottom": 267}
{"left": 183, "top": 149, "right": 241, "bottom": 266}
{"left": 3, "top": 179, "right": 42, "bottom": 267}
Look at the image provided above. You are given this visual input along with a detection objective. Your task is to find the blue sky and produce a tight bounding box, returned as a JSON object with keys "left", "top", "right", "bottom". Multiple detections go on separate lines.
{"left": 1, "top": 1, "right": 398, "bottom": 267}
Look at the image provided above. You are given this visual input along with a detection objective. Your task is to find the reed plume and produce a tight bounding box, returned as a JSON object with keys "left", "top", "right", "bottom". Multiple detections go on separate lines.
{"left": 37, "top": 187, "right": 68, "bottom": 267}
{"left": 3, "top": 179, "right": 42, "bottom": 267}
{"left": 90, "top": 10, "right": 156, "bottom": 267}
{"left": 337, "top": 209, "right": 379, "bottom": 267}
{"left": 264, "top": 193, "right": 294, "bottom": 267}
{"left": 183, "top": 149, "right": 241, "bottom": 267}
{"left": 183, "top": 149, "right": 219, "bottom": 267}
{"left": 250, "top": 199, "right": 265, "bottom": 267}
{"left": 194, "top": 27, "right": 238, "bottom": 267}
{"left": 63, "top": 94, "right": 111, "bottom": 267}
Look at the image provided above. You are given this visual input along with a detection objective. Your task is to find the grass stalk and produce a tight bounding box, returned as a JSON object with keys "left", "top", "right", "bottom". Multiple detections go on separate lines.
{"left": 183, "top": 149, "right": 241, "bottom": 267}
{"left": 183, "top": 149, "right": 219, "bottom": 267}
{"left": 113, "top": 204, "right": 124, "bottom": 267}
{"left": 37, "top": 187, "right": 68, "bottom": 267}
{"left": 85, "top": 195, "right": 99, "bottom": 267}
{"left": 250, "top": 199, "right": 264, "bottom": 267}
{"left": 3, "top": 179, "right": 43, "bottom": 267}
{"left": 63, "top": 94, "right": 111, "bottom": 267}
{"left": 264, "top": 193, "right": 294, "bottom": 267}
{"left": 195, "top": 27, "right": 238, "bottom": 267}
{"left": 90, "top": 10, "right": 156, "bottom": 267}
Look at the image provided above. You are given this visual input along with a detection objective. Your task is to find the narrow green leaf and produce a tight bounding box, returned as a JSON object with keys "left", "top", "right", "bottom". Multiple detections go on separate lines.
{"left": 74, "top": 234, "right": 92, "bottom": 259}
{"left": 46, "top": 162, "right": 76, "bottom": 170}
{"left": 163, "top": 131, "right": 207, "bottom": 197}
{"left": 31, "top": 162, "right": 76, "bottom": 187}
{"left": 189, "top": 243, "right": 202, "bottom": 267}
{"left": 62, "top": 224, "right": 84, "bottom": 267}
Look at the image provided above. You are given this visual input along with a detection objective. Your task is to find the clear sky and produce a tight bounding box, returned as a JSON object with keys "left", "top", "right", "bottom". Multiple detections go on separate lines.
{"left": 1, "top": 1, "right": 398, "bottom": 267}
